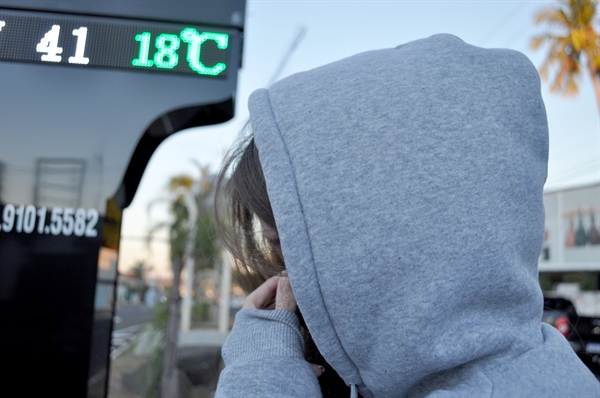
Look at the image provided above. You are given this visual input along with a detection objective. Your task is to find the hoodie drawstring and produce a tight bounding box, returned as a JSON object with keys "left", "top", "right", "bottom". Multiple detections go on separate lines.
{"left": 350, "top": 384, "right": 358, "bottom": 398}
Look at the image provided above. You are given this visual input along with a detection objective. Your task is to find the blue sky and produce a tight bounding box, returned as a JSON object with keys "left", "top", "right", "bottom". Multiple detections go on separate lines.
{"left": 120, "top": 1, "right": 600, "bottom": 277}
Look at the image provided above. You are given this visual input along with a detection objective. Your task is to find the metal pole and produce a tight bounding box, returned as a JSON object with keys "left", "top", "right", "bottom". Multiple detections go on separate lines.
{"left": 180, "top": 191, "right": 197, "bottom": 332}
{"left": 218, "top": 251, "right": 232, "bottom": 333}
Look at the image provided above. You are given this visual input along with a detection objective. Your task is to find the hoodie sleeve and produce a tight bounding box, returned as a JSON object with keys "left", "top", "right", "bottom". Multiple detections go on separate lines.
{"left": 215, "top": 309, "right": 322, "bottom": 398}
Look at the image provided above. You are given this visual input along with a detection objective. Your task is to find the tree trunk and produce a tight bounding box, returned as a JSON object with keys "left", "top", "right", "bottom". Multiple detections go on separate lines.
{"left": 160, "top": 255, "right": 183, "bottom": 398}
{"left": 586, "top": 55, "right": 600, "bottom": 114}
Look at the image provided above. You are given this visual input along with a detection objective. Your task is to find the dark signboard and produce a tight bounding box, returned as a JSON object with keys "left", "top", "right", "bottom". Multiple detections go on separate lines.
{"left": 0, "top": 9, "right": 233, "bottom": 77}
{"left": 0, "top": 1, "right": 245, "bottom": 396}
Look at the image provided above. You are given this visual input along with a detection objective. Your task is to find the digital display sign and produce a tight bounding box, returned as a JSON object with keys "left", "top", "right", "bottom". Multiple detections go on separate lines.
{"left": 0, "top": 9, "right": 231, "bottom": 77}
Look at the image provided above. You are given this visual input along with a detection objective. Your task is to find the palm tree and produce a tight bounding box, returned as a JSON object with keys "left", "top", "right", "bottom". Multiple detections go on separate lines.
{"left": 147, "top": 168, "right": 219, "bottom": 398}
{"left": 130, "top": 260, "right": 153, "bottom": 281}
{"left": 129, "top": 260, "right": 153, "bottom": 299}
{"left": 158, "top": 175, "right": 192, "bottom": 398}
{"left": 190, "top": 167, "right": 220, "bottom": 275}
{"left": 530, "top": 0, "right": 600, "bottom": 112}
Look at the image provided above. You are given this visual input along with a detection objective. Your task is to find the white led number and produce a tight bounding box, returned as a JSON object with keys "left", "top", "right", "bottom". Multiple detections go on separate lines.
{"left": 62, "top": 207, "right": 75, "bottom": 236}
{"left": 37, "top": 25, "right": 90, "bottom": 64}
{"left": 69, "top": 27, "right": 89, "bottom": 65}
{"left": 1, "top": 204, "right": 99, "bottom": 237}
{"left": 2, "top": 204, "right": 15, "bottom": 232}
{"left": 74, "top": 208, "right": 86, "bottom": 236}
{"left": 37, "top": 25, "right": 63, "bottom": 62}
{"left": 37, "top": 207, "right": 47, "bottom": 234}
{"left": 85, "top": 209, "right": 99, "bottom": 237}
{"left": 14, "top": 205, "right": 24, "bottom": 232}
{"left": 50, "top": 207, "right": 63, "bottom": 235}
{"left": 23, "top": 205, "right": 36, "bottom": 234}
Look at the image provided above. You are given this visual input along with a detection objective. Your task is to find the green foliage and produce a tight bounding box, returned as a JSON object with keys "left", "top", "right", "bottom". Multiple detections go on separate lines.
{"left": 563, "top": 272, "right": 597, "bottom": 290}
{"left": 139, "top": 297, "right": 211, "bottom": 398}
{"left": 193, "top": 212, "right": 219, "bottom": 272}
{"left": 539, "top": 271, "right": 598, "bottom": 291}
{"left": 191, "top": 165, "right": 220, "bottom": 273}
{"left": 147, "top": 165, "right": 220, "bottom": 273}
{"left": 130, "top": 260, "right": 153, "bottom": 281}
{"left": 130, "top": 261, "right": 153, "bottom": 297}
{"left": 141, "top": 347, "right": 164, "bottom": 398}
{"left": 126, "top": 300, "right": 168, "bottom": 398}
{"left": 151, "top": 298, "right": 169, "bottom": 330}
{"left": 169, "top": 197, "right": 191, "bottom": 260}
{"left": 191, "top": 300, "right": 212, "bottom": 323}
{"left": 539, "top": 273, "right": 555, "bottom": 291}
{"left": 145, "top": 165, "right": 221, "bottom": 397}
{"left": 136, "top": 297, "right": 171, "bottom": 398}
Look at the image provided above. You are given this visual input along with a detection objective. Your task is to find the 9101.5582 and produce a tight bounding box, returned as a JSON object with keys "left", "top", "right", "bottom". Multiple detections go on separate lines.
{"left": 1, "top": 204, "right": 98, "bottom": 237}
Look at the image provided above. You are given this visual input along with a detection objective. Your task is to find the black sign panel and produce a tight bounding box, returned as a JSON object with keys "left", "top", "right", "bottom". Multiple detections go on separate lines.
{"left": 0, "top": 10, "right": 232, "bottom": 77}
{"left": 0, "top": 211, "right": 103, "bottom": 395}
{"left": 0, "top": 1, "right": 245, "bottom": 396}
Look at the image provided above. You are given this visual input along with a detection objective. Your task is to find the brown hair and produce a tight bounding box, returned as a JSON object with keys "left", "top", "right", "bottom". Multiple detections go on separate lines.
{"left": 214, "top": 126, "right": 284, "bottom": 295}
{"left": 214, "top": 125, "right": 359, "bottom": 397}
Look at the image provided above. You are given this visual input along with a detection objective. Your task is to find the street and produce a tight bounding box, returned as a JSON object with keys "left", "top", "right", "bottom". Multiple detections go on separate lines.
{"left": 111, "top": 304, "right": 153, "bottom": 359}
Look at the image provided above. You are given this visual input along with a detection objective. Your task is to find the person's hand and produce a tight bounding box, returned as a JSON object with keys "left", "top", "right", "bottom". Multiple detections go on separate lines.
{"left": 242, "top": 275, "right": 296, "bottom": 312}
{"left": 241, "top": 275, "right": 324, "bottom": 377}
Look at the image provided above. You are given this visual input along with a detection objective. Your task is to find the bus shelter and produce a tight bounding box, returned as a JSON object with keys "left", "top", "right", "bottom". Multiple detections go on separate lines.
{"left": 0, "top": 1, "right": 245, "bottom": 396}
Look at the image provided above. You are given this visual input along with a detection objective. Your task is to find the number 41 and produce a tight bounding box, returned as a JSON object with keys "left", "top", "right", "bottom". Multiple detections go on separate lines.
{"left": 36, "top": 25, "right": 90, "bottom": 65}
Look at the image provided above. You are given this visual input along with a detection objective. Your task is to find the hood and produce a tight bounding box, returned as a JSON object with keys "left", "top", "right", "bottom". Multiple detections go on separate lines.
{"left": 250, "top": 34, "right": 548, "bottom": 397}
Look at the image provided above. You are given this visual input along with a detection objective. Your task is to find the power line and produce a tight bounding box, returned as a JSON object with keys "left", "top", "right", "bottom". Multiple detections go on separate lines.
{"left": 549, "top": 135, "right": 599, "bottom": 163}
{"left": 499, "top": 19, "right": 534, "bottom": 49}
{"left": 546, "top": 161, "right": 600, "bottom": 184}
{"left": 121, "top": 235, "right": 169, "bottom": 243}
{"left": 266, "top": 26, "right": 307, "bottom": 87}
{"left": 549, "top": 157, "right": 599, "bottom": 178}
{"left": 478, "top": 1, "right": 528, "bottom": 47}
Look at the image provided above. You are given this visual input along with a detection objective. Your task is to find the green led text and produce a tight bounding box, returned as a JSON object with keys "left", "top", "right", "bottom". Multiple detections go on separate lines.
{"left": 132, "top": 29, "right": 229, "bottom": 76}
{"left": 132, "top": 32, "right": 153, "bottom": 67}
{"left": 180, "top": 29, "right": 228, "bottom": 76}
{"left": 154, "top": 33, "right": 180, "bottom": 69}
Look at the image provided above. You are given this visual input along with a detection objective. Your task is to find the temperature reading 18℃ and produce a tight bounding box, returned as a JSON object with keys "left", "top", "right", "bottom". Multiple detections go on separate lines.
{"left": 133, "top": 28, "right": 228, "bottom": 76}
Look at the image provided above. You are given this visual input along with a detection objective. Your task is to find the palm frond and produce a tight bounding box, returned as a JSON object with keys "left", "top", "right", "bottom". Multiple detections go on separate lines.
{"left": 530, "top": 0, "right": 598, "bottom": 98}
{"left": 169, "top": 175, "right": 193, "bottom": 192}
{"left": 534, "top": 8, "right": 570, "bottom": 28}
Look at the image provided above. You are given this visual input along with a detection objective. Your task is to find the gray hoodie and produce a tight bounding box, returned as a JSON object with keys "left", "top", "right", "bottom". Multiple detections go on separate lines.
{"left": 215, "top": 34, "right": 600, "bottom": 397}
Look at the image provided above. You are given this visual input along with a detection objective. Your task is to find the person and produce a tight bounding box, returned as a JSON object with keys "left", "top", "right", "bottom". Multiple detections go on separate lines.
{"left": 213, "top": 34, "right": 600, "bottom": 397}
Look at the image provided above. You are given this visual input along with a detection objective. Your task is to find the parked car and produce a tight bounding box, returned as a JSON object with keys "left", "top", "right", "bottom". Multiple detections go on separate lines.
{"left": 543, "top": 296, "right": 600, "bottom": 376}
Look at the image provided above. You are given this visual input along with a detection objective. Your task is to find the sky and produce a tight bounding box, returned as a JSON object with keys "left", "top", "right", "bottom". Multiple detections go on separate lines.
{"left": 119, "top": 0, "right": 600, "bottom": 279}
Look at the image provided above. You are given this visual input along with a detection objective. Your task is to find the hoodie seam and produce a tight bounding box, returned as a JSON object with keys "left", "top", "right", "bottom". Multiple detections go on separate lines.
{"left": 481, "top": 371, "right": 494, "bottom": 398}
{"left": 263, "top": 89, "right": 365, "bottom": 390}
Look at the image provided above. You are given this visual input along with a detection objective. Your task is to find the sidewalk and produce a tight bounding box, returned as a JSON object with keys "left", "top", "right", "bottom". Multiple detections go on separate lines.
{"left": 109, "top": 348, "right": 150, "bottom": 398}
{"left": 107, "top": 340, "right": 223, "bottom": 397}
